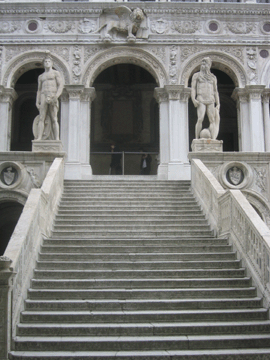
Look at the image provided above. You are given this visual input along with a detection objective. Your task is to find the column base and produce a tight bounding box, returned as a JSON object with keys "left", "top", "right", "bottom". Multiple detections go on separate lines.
{"left": 168, "top": 162, "right": 191, "bottom": 180}
{"left": 64, "top": 162, "right": 92, "bottom": 180}
{"left": 32, "top": 140, "right": 63, "bottom": 153}
{"left": 191, "top": 139, "right": 223, "bottom": 152}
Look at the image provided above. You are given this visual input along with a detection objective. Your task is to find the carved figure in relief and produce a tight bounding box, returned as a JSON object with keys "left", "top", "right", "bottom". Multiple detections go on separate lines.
{"left": 191, "top": 57, "right": 220, "bottom": 140}
{"left": 96, "top": 6, "right": 146, "bottom": 42}
{"left": 33, "top": 53, "right": 64, "bottom": 141}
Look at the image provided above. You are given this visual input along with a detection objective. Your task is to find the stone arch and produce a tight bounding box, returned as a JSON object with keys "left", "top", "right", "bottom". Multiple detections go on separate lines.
{"left": 82, "top": 47, "right": 168, "bottom": 88}
{"left": 2, "top": 50, "right": 70, "bottom": 88}
{"left": 243, "top": 189, "right": 270, "bottom": 228}
{"left": 180, "top": 51, "right": 247, "bottom": 88}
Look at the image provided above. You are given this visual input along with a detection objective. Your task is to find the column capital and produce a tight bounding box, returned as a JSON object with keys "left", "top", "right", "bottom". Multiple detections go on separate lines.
{"left": 0, "top": 86, "right": 17, "bottom": 104}
{"left": 164, "top": 85, "right": 191, "bottom": 101}
{"left": 81, "top": 87, "right": 96, "bottom": 102}
{"left": 64, "top": 85, "right": 85, "bottom": 100}
{"left": 245, "top": 85, "right": 266, "bottom": 100}
{"left": 154, "top": 88, "right": 168, "bottom": 103}
{"left": 232, "top": 88, "right": 248, "bottom": 103}
{"left": 262, "top": 89, "right": 270, "bottom": 103}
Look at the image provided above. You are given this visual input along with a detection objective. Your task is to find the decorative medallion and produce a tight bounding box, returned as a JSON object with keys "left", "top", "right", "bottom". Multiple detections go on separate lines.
{"left": 150, "top": 18, "right": 169, "bottom": 34}
{"left": 227, "top": 166, "right": 244, "bottom": 186}
{"left": 78, "top": 19, "right": 97, "bottom": 34}
{"left": 1, "top": 166, "right": 18, "bottom": 186}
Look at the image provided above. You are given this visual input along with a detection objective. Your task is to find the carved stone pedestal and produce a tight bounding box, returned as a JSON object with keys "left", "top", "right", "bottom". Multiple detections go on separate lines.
{"left": 191, "top": 139, "right": 223, "bottom": 152}
{"left": 32, "top": 140, "right": 63, "bottom": 153}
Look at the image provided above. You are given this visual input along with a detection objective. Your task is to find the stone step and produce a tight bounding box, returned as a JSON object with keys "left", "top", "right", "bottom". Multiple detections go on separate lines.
{"left": 42, "top": 237, "right": 228, "bottom": 246}
{"left": 27, "top": 287, "right": 257, "bottom": 300}
{"left": 24, "top": 297, "right": 262, "bottom": 312}
{"left": 53, "top": 219, "right": 208, "bottom": 226}
{"left": 33, "top": 268, "right": 245, "bottom": 279}
{"left": 13, "top": 334, "right": 270, "bottom": 352}
{"left": 60, "top": 194, "right": 195, "bottom": 200}
{"left": 54, "top": 214, "right": 207, "bottom": 221}
{"left": 30, "top": 277, "right": 251, "bottom": 290}
{"left": 57, "top": 209, "right": 204, "bottom": 216}
{"left": 57, "top": 205, "right": 202, "bottom": 211}
{"left": 59, "top": 199, "right": 199, "bottom": 206}
{"left": 20, "top": 308, "right": 268, "bottom": 325}
{"left": 38, "top": 251, "right": 234, "bottom": 262}
{"left": 8, "top": 349, "right": 270, "bottom": 360}
{"left": 40, "top": 245, "right": 230, "bottom": 254}
{"left": 50, "top": 230, "right": 215, "bottom": 239}
{"left": 36, "top": 259, "right": 242, "bottom": 270}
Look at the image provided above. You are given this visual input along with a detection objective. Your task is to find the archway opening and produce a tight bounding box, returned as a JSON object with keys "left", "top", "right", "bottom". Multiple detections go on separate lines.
{"left": 91, "top": 64, "right": 159, "bottom": 175}
{"left": 11, "top": 68, "right": 43, "bottom": 151}
{"left": 188, "top": 68, "right": 238, "bottom": 151}
{"left": 0, "top": 201, "right": 23, "bottom": 255}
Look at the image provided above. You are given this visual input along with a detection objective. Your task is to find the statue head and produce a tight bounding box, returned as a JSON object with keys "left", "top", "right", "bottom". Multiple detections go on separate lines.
{"left": 201, "top": 57, "right": 212, "bottom": 72}
{"left": 131, "top": 8, "right": 144, "bottom": 23}
{"left": 43, "top": 52, "right": 53, "bottom": 68}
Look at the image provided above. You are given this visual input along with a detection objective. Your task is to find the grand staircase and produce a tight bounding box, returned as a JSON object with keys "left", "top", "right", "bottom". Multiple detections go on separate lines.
{"left": 9, "top": 180, "right": 270, "bottom": 359}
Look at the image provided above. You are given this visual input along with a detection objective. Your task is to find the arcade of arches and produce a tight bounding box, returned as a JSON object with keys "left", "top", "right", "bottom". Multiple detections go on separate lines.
{"left": 10, "top": 63, "right": 238, "bottom": 175}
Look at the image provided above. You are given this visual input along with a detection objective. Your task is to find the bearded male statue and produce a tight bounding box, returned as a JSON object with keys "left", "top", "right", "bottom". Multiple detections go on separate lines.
{"left": 191, "top": 57, "right": 220, "bottom": 140}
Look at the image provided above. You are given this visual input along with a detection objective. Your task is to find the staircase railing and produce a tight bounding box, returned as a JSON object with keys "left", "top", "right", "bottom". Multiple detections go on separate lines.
{"left": 1, "top": 157, "right": 65, "bottom": 358}
{"left": 191, "top": 158, "right": 270, "bottom": 308}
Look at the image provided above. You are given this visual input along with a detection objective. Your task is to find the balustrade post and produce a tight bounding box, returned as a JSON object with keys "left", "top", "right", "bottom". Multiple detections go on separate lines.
{"left": 0, "top": 257, "right": 15, "bottom": 360}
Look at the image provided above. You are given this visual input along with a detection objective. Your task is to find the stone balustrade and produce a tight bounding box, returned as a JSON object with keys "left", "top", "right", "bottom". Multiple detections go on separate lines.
{"left": 191, "top": 158, "right": 270, "bottom": 308}
{"left": 0, "top": 157, "right": 64, "bottom": 359}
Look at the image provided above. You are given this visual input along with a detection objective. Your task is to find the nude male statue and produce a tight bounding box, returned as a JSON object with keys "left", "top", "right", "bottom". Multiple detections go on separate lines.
{"left": 34, "top": 54, "right": 63, "bottom": 141}
{"left": 191, "top": 57, "right": 220, "bottom": 140}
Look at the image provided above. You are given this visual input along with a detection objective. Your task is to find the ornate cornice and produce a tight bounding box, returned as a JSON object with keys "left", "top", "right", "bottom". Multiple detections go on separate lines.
{"left": 0, "top": 3, "right": 269, "bottom": 17}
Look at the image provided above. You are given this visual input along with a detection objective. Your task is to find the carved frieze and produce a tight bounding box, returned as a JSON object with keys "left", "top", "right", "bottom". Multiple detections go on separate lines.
{"left": 181, "top": 46, "right": 244, "bottom": 64}
{"left": 171, "top": 21, "right": 200, "bottom": 34}
{"left": 84, "top": 46, "right": 101, "bottom": 63}
{"left": 147, "top": 46, "right": 166, "bottom": 65}
{"left": 44, "top": 21, "right": 75, "bottom": 33}
{"left": 226, "top": 22, "right": 255, "bottom": 34}
{"left": 0, "top": 21, "right": 21, "bottom": 33}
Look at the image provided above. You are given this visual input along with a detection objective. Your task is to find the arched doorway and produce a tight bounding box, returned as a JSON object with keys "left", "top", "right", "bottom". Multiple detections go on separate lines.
{"left": 0, "top": 201, "right": 23, "bottom": 255}
{"left": 188, "top": 69, "right": 238, "bottom": 151}
{"left": 90, "top": 64, "right": 159, "bottom": 175}
{"left": 11, "top": 68, "right": 43, "bottom": 151}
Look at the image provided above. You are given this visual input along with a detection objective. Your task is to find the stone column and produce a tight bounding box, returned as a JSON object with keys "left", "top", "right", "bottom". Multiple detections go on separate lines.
{"left": 246, "top": 85, "right": 265, "bottom": 152}
{"left": 262, "top": 89, "right": 270, "bottom": 152}
{"left": 0, "top": 257, "right": 15, "bottom": 360}
{"left": 232, "top": 88, "right": 250, "bottom": 152}
{"left": 154, "top": 88, "right": 169, "bottom": 180}
{"left": 63, "top": 85, "right": 96, "bottom": 179}
{"left": 165, "top": 85, "right": 191, "bottom": 180}
{"left": 0, "top": 87, "right": 17, "bottom": 151}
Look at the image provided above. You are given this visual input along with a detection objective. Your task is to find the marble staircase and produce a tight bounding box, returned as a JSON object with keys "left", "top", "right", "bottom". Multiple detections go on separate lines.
{"left": 9, "top": 180, "right": 270, "bottom": 359}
